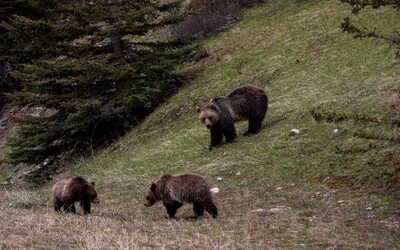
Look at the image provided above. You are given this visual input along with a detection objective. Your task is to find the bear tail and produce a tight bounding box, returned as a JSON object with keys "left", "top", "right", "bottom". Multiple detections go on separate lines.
{"left": 205, "top": 202, "right": 218, "bottom": 219}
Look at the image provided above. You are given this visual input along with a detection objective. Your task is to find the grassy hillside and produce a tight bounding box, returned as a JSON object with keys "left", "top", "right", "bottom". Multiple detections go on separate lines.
{"left": 1, "top": 0, "right": 399, "bottom": 249}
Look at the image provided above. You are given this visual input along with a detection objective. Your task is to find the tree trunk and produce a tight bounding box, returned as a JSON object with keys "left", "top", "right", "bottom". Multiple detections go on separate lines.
{"left": 108, "top": 0, "right": 123, "bottom": 54}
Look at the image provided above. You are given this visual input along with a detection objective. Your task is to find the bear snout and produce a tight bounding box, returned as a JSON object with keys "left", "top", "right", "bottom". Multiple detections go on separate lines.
{"left": 92, "top": 198, "right": 100, "bottom": 204}
{"left": 206, "top": 124, "right": 211, "bottom": 129}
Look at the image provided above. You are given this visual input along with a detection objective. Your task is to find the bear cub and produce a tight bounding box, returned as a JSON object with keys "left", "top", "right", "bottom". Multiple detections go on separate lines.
{"left": 197, "top": 85, "right": 268, "bottom": 150}
{"left": 52, "top": 176, "right": 99, "bottom": 214}
{"left": 145, "top": 173, "right": 218, "bottom": 219}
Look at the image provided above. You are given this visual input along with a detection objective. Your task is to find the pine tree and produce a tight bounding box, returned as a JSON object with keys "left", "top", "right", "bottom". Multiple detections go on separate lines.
{"left": 0, "top": 0, "right": 63, "bottom": 92}
{"left": 2, "top": 0, "right": 199, "bottom": 182}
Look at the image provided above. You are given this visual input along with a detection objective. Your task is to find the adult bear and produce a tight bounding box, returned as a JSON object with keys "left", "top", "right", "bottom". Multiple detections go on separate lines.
{"left": 197, "top": 85, "right": 268, "bottom": 150}
{"left": 144, "top": 173, "right": 218, "bottom": 219}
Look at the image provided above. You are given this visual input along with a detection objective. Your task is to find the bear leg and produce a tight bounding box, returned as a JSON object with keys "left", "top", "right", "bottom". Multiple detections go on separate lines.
{"left": 164, "top": 200, "right": 182, "bottom": 219}
{"left": 210, "top": 124, "right": 224, "bottom": 150}
{"left": 53, "top": 199, "right": 63, "bottom": 212}
{"left": 205, "top": 202, "right": 218, "bottom": 219}
{"left": 192, "top": 203, "right": 205, "bottom": 218}
{"left": 246, "top": 117, "right": 262, "bottom": 135}
{"left": 222, "top": 120, "right": 236, "bottom": 143}
{"left": 81, "top": 201, "right": 91, "bottom": 215}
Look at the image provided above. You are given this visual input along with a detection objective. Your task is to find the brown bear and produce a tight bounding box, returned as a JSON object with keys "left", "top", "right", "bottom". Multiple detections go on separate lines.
{"left": 144, "top": 173, "right": 218, "bottom": 219}
{"left": 52, "top": 176, "right": 99, "bottom": 214}
{"left": 197, "top": 85, "right": 268, "bottom": 150}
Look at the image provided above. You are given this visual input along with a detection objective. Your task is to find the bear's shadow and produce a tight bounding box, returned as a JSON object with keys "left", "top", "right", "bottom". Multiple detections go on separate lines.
{"left": 165, "top": 215, "right": 214, "bottom": 221}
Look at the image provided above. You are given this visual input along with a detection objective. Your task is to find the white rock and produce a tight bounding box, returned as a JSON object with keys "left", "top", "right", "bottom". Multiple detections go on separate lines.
{"left": 250, "top": 209, "right": 264, "bottom": 213}
{"left": 210, "top": 187, "right": 220, "bottom": 194}
{"left": 217, "top": 177, "right": 224, "bottom": 182}
{"left": 333, "top": 129, "right": 339, "bottom": 134}
{"left": 290, "top": 128, "right": 300, "bottom": 135}
{"left": 269, "top": 208, "right": 281, "bottom": 213}
{"left": 276, "top": 187, "right": 283, "bottom": 191}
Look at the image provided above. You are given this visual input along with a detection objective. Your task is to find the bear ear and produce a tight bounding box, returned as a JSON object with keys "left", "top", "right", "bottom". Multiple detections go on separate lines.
{"left": 90, "top": 181, "right": 95, "bottom": 186}
{"left": 82, "top": 184, "right": 89, "bottom": 191}
{"left": 151, "top": 183, "right": 157, "bottom": 192}
{"left": 161, "top": 174, "right": 172, "bottom": 180}
{"left": 196, "top": 107, "right": 201, "bottom": 113}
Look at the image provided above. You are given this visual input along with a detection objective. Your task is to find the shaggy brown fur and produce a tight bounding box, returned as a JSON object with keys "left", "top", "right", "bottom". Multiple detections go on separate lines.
{"left": 197, "top": 85, "right": 268, "bottom": 150}
{"left": 145, "top": 174, "right": 218, "bottom": 219}
{"left": 52, "top": 176, "right": 99, "bottom": 214}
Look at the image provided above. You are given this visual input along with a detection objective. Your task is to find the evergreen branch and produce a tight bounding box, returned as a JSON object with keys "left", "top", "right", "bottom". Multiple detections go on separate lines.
{"left": 340, "top": 0, "right": 400, "bottom": 59}
{"left": 341, "top": 17, "right": 400, "bottom": 46}
{"left": 340, "top": 0, "right": 400, "bottom": 14}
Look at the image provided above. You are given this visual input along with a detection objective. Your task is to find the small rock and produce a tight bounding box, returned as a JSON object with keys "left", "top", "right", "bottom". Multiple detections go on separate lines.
{"left": 290, "top": 128, "right": 300, "bottom": 135}
{"left": 210, "top": 187, "right": 220, "bottom": 194}
{"left": 43, "top": 158, "right": 50, "bottom": 166}
{"left": 269, "top": 208, "right": 281, "bottom": 213}
{"left": 276, "top": 187, "right": 283, "bottom": 191}
{"left": 333, "top": 129, "right": 339, "bottom": 134}
{"left": 236, "top": 172, "right": 241, "bottom": 176}
{"left": 250, "top": 209, "right": 264, "bottom": 213}
{"left": 217, "top": 177, "right": 224, "bottom": 182}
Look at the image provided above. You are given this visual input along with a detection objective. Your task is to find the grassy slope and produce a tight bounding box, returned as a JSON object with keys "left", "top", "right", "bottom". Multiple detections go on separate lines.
{"left": 1, "top": 0, "right": 399, "bottom": 249}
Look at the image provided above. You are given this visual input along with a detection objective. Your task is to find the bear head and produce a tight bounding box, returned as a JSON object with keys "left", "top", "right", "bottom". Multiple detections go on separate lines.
{"left": 80, "top": 182, "right": 100, "bottom": 204}
{"left": 144, "top": 183, "right": 160, "bottom": 207}
{"left": 196, "top": 103, "right": 220, "bottom": 129}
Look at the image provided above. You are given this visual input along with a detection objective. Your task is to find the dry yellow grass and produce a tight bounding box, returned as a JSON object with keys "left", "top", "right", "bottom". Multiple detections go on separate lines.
{"left": 1, "top": 183, "right": 399, "bottom": 249}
